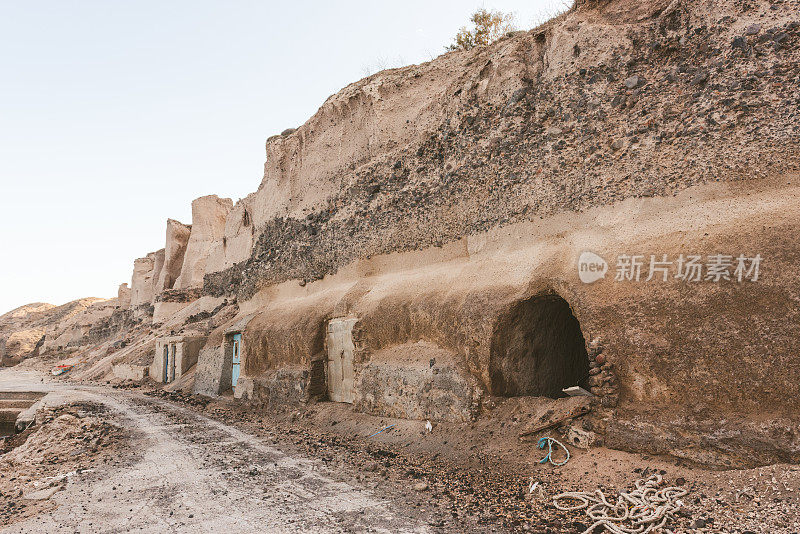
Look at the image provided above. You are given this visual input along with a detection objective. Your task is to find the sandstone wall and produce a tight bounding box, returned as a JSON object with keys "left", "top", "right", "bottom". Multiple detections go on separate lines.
{"left": 354, "top": 342, "right": 482, "bottom": 422}
{"left": 117, "top": 283, "right": 131, "bottom": 308}
{"left": 9, "top": 0, "right": 797, "bottom": 467}
{"left": 0, "top": 298, "right": 114, "bottom": 364}
{"left": 157, "top": 219, "right": 191, "bottom": 291}
{"left": 204, "top": 0, "right": 800, "bottom": 299}
{"left": 129, "top": 256, "right": 154, "bottom": 307}
{"left": 130, "top": 249, "right": 164, "bottom": 308}
{"left": 205, "top": 200, "right": 256, "bottom": 275}
{"left": 219, "top": 174, "right": 800, "bottom": 465}
{"left": 175, "top": 195, "right": 233, "bottom": 289}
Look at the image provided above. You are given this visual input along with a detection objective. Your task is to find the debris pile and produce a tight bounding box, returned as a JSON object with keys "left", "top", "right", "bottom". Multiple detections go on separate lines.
{"left": 0, "top": 403, "right": 127, "bottom": 525}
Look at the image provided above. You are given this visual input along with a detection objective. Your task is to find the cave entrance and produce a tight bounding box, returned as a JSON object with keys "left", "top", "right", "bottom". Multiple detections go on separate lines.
{"left": 490, "top": 293, "right": 589, "bottom": 398}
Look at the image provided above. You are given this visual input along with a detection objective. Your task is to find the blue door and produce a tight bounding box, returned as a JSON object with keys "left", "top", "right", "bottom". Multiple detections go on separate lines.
{"left": 169, "top": 344, "right": 177, "bottom": 382}
{"left": 231, "top": 333, "right": 242, "bottom": 392}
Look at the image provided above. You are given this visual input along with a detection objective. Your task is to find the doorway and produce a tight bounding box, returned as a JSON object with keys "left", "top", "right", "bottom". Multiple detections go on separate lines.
{"left": 162, "top": 345, "right": 169, "bottom": 383}
{"left": 490, "top": 294, "right": 589, "bottom": 397}
{"left": 231, "top": 333, "right": 242, "bottom": 393}
{"left": 169, "top": 343, "right": 177, "bottom": 382}
{"left": 326, "top": 318, "right": 357, "bottom": 403}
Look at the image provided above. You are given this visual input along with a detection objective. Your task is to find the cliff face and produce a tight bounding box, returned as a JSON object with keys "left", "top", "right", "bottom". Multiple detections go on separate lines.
{"left": 205, "top": 0, "right": 799, "bottom": 299}
{"left": 156, "top": 219, "right": 191, "bottom": 292}
{"left": 4, "top": 0, "right": 800, "bottom": 468}
{"left": 0, "top": 298, "right": 128, "bottom": 365}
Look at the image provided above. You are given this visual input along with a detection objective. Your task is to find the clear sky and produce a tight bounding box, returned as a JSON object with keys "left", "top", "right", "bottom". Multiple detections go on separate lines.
{"left": 0, "top": 0, "right": 569, "bottom": 314}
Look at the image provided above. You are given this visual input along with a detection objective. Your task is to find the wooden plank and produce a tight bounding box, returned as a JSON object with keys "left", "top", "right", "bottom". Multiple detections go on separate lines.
{"left": 518, "top": 405, "right": 591, "bottom": 438}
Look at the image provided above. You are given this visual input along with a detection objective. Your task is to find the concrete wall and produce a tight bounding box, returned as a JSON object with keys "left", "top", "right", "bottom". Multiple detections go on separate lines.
{"left": 112, "top": 363, "right": 148, "bottom": 381}
{"left": 193, "top": 317, "right": 250, "bottom": 396}
{"left": 150, "top": 335, "right": 206, "bottom": 383}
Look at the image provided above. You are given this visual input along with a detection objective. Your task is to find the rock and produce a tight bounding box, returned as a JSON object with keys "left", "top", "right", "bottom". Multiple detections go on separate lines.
{"left": 624, "top": 75, "right": 643, "bottom": 89}
{"left": 611, "top": 139, "right": 625, "bottom": 151}
{"left": 22, "top": 485, "right": 62, "bottom": 501}
{"left": 600, "top": 395, "right": 618, "bottom": 407}
{"left": 545, "top": 126, "right": 563, "bottom": 137}
{"left": 363, "top": 461, "right": 379, "bottom": 472}
{"left": 565, "top": 426, "right": 599, "bottom": 449}
{"left": 690, "top": 518, "right": 707, "bottom": 529}
{"left": 689, "top": 71, "right": 708, "bottom": 86}
{"left": 413, "top": 481, "right": 429, "bottom": 491}
{"left": 732, "top": 36, "right": 746, "bottom": 50}
{"left": 744, "top": 24, "right": 761, "bottom": 36}
{"left": 506, "top": 87, "right": 528, "bottom": 107}
{"left": 280, "top": 128, "right": 297, "bottom": 136}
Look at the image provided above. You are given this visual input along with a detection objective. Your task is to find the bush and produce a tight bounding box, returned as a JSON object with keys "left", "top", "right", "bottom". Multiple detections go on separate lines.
{"left": 447, "top": 9, "right": 516, "bottom": 51}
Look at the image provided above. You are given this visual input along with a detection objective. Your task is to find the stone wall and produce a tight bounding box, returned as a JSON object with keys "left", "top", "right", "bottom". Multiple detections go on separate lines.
{"left": 354, "top": 342, "right": 482, "bottom": 422}
{"left": 193, "top": 345, "right": 228, "bottom": 396}
{"left": 235, "top": 368, "right": 310, "bottom": 404}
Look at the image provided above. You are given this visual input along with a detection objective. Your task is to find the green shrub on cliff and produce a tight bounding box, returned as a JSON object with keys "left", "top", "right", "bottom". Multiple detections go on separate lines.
{"left": 447, "top": 9, "right": 516, "bottom": 51}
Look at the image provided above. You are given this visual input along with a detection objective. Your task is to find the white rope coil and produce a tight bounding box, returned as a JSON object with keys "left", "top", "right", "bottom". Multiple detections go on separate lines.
{"left": 553, "top": 474, "right": 688, "bottom": 534}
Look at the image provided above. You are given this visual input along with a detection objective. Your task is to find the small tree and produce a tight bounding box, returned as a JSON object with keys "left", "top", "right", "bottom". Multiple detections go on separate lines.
{"left": 447, "top": 9, "right": 516, "bottom": 51}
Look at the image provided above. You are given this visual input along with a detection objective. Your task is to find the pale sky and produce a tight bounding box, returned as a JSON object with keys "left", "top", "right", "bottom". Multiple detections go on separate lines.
{"left": 0, "top": 0, "right": 570, "bottom": 314}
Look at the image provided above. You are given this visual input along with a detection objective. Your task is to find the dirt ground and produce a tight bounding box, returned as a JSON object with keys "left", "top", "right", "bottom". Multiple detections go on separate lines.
{"left": 1, "top": 368, "right": 799, "bottom": 533}
{"left": 160, "top": 391, "right": 800, "bottom": 534}
{"left": 0, "top": 401, "right": 130, "bottom": 526}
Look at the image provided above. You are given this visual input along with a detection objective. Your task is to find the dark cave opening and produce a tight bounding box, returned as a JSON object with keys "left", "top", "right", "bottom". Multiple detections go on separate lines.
{"left": 490, "top": 294, "right": 589, "bottom": 398}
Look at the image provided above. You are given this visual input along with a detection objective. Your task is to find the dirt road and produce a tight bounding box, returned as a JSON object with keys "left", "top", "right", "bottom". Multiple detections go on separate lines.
{"left": 0, "top": 369, "right": 431, "bottom": 533}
